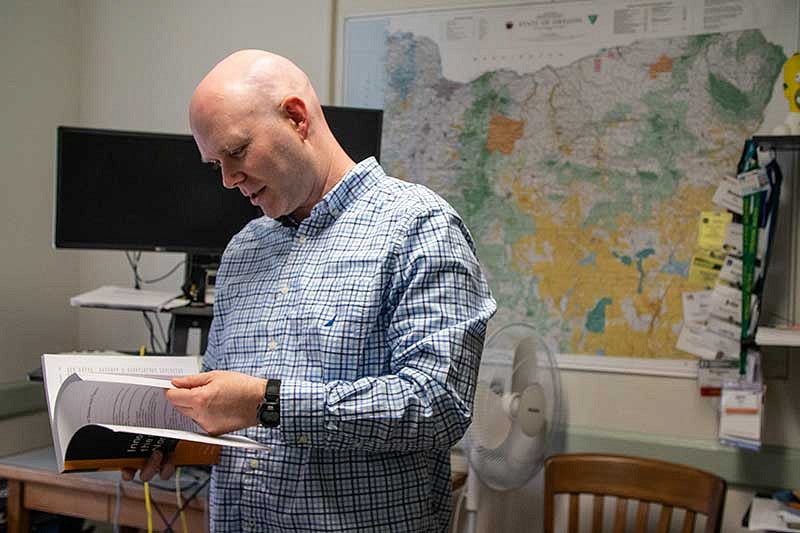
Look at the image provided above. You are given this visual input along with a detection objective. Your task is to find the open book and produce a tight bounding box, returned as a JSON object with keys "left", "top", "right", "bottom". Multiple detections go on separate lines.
{"left": 42, "top": 353, "right": 268, "bottom": 473}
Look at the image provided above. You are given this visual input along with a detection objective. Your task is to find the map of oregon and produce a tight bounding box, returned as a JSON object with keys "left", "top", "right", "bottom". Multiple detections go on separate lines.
{"left": 349, "top": 25, "right": 785, "bottom": 357}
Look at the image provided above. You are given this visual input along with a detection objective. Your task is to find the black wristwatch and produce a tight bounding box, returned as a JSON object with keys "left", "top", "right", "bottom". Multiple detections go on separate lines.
{"left": 257, "top": 379, "right": 281, "bottom": 428}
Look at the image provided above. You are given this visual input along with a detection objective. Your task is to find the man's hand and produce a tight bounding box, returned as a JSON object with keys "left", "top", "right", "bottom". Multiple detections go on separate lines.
{"left": 166, "top": 371, "right": 267, "bottom": 436}
{"left": 121, "top": 449, "right": 176, "bottom": 482}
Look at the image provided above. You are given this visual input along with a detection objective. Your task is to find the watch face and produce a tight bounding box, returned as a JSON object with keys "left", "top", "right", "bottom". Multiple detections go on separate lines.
{"left": 258, "top": 403, "right": 279, "bottom": 427}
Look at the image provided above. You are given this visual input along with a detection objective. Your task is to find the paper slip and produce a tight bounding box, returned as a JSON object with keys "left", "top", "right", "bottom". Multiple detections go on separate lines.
{"left": 698, "top": 351, "right": 759, "bottom": 396}
{"left": 704, "top": 329, "right": 742, "bottom": 358}
{"left": 709, "top": 282, "right": 754, "bottom": 324}
{"left": 723, "top": 386, "right": 763, "bottom": 416}
{"left": 722, "top": 224, "right": 767, "bottom": 263}
{"left": 697, "top": 211, "right": 733, "bottom": 250}
{"left": 719, "top": 256, "right": 743, "bottom": 286}
{"left": 676, "top": 324, "right": 717, "bottom": 359}
{"left": 697, "top": 359, "right": 739, "bottom": 396}
{"left": 676, "top": 323, "right": 740, "bottom": 359}
{"left": 706, "top": 315, "right": 741, "bottom": 340}
{"left": 688, "top": 251, "right": 724, "bottom": 289}
{"left": 737, "top": 168, "right": 771, "bottom": 196}
{"left": 682, "top": 290, "right": 712, "bottom": 325}
{"left": 720, "top": 385, "right": 764, "bottom": 441}
{"left": 697, "top": 248, "right": 727, "bottom": 263}
{"left": 723, "top": 222, "right": 743, "bottom": 256}
{"left": 712, "top": 176, "right": 743, "bottom": 214}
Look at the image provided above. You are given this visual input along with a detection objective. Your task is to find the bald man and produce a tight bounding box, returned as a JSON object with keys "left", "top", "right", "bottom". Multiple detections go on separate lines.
{"left": 129, "top": 50, "right": 495, "bottom": 532}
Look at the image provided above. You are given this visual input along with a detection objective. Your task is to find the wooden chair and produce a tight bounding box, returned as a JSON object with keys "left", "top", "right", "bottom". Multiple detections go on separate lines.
{"left": 544, "top": 454, "right": 726, "bottom": 533}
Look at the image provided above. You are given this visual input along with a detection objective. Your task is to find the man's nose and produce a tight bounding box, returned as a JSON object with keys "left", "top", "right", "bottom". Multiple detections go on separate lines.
{"left": 221, "top": 163, "right": 244, "bottom": 189}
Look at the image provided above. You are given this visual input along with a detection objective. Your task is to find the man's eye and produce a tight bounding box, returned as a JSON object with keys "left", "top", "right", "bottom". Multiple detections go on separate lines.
{"left": 208, "top": 161, "right": 221, "bottom": 170}
{"left": 229, "top": 145, "right": 247, "bottom": 158}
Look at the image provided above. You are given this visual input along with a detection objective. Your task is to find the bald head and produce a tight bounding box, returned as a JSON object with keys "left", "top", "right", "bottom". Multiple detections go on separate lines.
{"left": 190, "top": 50, "right": 319, "bottom": 131}
{"left": 188, "top": 50, "right": 354, "bottom": 220}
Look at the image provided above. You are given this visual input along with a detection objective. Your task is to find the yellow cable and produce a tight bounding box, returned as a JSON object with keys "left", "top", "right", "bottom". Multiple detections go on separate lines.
{"left": 139, "top": 345, "right": 153, "bottom": 533}
{"left": 176, "top": 466, "right": 189, "bottom": 533}
{"left": 144, "top": 481, "right": 153, "bottom": 533}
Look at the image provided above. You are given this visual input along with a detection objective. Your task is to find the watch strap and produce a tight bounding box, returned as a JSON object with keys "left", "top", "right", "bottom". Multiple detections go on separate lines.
{"left": 257, "top": 378, "right": 281, "bottom": 428}
{"left": 265, "top": 378, "right": 280, "bottom": 400}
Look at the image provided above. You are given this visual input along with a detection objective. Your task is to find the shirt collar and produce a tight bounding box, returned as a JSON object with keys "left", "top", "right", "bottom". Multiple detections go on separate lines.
{"left": 308, "top": 157, "right": 383, "bottom": 223}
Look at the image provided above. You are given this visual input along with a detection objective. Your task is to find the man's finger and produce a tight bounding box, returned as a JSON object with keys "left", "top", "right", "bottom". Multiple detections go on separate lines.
{"left": 171, "top": 373, "right": 211, "bottom": 388}
{"left": 160, "top": 454, "right": 176, "bottom": 480}
{"left": 139, "top": 450, "right": 163, "bottom": 482}
{"left": 165, "top": 388, "right": 197, "bottom": 408}
{"left": 170, "top": 404, "right": 194, "bottom": 417}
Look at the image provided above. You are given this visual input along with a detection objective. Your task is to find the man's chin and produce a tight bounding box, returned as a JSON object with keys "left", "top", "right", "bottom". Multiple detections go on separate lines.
{"left": 261, "top": 206, "right": 288, "bottom": 221}
{"left": 257, "top": 203, "right": 279, "bottom": 219}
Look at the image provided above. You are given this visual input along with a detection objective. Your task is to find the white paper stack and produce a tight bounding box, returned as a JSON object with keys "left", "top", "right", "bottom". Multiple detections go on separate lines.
{"left": 755, "top": 326, "right": 800, "bottom": 347}
{"left": 71, "top": 285, "right": 187, "bottom": 312}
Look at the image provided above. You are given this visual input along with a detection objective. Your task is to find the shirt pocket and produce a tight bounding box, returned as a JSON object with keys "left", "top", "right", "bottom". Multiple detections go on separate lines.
{"left": 215, "top": 279, "right": 272, "bottom": 368}
{"left": 297, "top": 277, "right": 375, "bottom": 382}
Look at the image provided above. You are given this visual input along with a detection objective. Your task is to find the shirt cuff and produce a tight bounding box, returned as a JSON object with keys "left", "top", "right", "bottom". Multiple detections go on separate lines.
{"left": 279, "top": 379, "right": 327, "bottom": 446}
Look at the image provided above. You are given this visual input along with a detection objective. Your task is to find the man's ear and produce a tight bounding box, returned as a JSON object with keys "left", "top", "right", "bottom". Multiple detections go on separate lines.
{"left": 280, "top": 96, "right": 309, "bottom": 140}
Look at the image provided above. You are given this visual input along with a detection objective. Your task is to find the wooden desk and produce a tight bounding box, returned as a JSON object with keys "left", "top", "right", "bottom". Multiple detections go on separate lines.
{"left": 0, "top": 447, "right": 207, "bottom": 532}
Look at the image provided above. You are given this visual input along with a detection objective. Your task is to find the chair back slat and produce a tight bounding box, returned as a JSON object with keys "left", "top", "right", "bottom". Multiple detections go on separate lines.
{"left": 613, "top": 497, "right": 628, "bottom": 533}
{"left": 569, "top": 493, "right": 580, "bottom": 533}
{"left": 681, "top": 510, "right": 697, "bottom": 533}
{"left": 656, "top": 505, "right": 673, "bottom": 533}
{"left": 592, "top": 495, "right": 604, "bottom": 533}
{"left": 544, "top": 454, "right": 726, "bottom": 533}
{"left": 634, "top": 501, "right": 649, "bottom": 533}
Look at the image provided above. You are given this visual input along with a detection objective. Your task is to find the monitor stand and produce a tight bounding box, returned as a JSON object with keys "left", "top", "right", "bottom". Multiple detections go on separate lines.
{"left": 182, "top": 253, "right": 220, "bottom": 304}
{"left": 168, "top": 304, "right": 213, "bottom": 355}
{"left": 165, "top": 252, "right": 218, "bottom": 355}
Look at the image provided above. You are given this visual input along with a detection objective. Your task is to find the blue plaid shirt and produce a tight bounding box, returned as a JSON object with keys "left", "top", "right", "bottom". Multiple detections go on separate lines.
{"left": 204, "top": 157, "right": 496, "bottom": 532}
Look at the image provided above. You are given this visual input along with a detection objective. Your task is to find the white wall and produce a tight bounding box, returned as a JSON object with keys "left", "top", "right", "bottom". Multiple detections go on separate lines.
{"left": 74, "top": 0, "right": 335, "bottom": 352}
{"left": 0, "top": 0, "right": 82, "bottom": 455}
{"left": 0, "top": 1, "right": 81, "bottom": 379}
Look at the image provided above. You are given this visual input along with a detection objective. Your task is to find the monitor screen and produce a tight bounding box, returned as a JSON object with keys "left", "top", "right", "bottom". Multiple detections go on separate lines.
{"left": 322, "top": 105, "right": 382, "bottom": 164}
{"left": 54, "top": 106, "right": 382, "bottom": 253}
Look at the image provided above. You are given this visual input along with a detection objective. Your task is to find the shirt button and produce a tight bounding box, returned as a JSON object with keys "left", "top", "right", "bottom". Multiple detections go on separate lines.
{"left": 330, "top": 207, "right": 339, "bottom": 217}
{"left": 298, "top": 235, "right": 307, "bottom": 244}
{"left": 268, "top": 340, "right": 278, "bottom": 351}
{"left": 279, "top": 286, "right": 289, "bottom": 295}
{"left": 297, "top": 435, "right": 310, "bottom": 445}
{"left": 249, "top": 458, "right": 259, "bottom": 469}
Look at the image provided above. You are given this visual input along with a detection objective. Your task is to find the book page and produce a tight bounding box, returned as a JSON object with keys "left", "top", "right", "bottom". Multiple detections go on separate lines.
{"left": 99, "top": 424, "right": 269, "bottom": 450}
{"left": 54, "top": 373, "right": 201, "bottom": 452}
{"left": 42, "top": 354, "right": 201, "bottom": 422}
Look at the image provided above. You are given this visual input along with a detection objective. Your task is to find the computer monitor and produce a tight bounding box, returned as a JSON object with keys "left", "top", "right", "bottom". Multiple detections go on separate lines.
{"left": 322, "top": 105, "right": 382, "bottom": 165}
{"left": 54, "top": 106, "right": 383, "bottom": 254}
